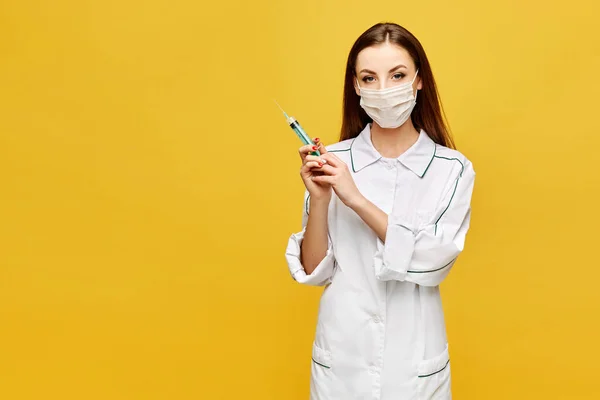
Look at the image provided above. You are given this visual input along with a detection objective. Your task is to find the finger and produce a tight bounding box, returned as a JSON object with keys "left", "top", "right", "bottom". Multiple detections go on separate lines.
{"left": 318, "top": 164, "right": 336, "bottom": 175}
{"left": 301, "top": 158, "right": 327, "bottom": 172}
{"left": 302, "top": 161, "right": 325, "bottom": 170}
{"left": 320, "top": 153, "right": 342, "bottom": 167}
{"left": 312, "top": 175, "right": 336, "bottom": 185}
{"left": 304, "top": 155, "right": 329, "bottom": 165}
{"left": 298, "top": 144, "right": 321, "bottom": 160}
{"left": 328, "top": 152, "right": 344, "bottom": 163}
{"left": 325, "top": 153, "right": 349, "bottom": 170}
{"left": 317, "top": 141, "right": 328, "bottom": 154}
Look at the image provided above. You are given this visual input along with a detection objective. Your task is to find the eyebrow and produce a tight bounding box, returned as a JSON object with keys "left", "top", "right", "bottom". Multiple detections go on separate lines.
{"left": 359, "top": 64, "right": 408, "bottom": 74}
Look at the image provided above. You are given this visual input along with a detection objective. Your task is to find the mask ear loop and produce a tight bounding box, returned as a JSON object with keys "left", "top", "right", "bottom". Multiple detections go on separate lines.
{"left": 411, "top": 69, "right": 419, "bottom": 84}
{"left": 412, "top": 69, "right": 420, "bottom": 102}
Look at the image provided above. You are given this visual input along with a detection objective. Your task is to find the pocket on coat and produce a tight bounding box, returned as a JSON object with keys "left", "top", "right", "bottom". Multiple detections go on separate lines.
{"left": 310, "top": 342, "right": 333, "bottom": 399}
{"left": 417, "top": 343, "right": 452, "bottom": 400}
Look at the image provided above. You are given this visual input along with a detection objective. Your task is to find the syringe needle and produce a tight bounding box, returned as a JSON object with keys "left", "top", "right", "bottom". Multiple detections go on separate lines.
{"left": 273, "top": 99, "right": 289, "bottom": 119}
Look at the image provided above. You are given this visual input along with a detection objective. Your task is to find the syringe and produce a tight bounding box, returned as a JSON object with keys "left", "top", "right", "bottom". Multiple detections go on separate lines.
{"left": 275, "top": 100, "right": 320, "bottom": 156}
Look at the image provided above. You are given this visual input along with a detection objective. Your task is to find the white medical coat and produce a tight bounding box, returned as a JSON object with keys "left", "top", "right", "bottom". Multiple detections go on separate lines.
{"left": 285, "top": 124, "right": 475, "bottom": 400}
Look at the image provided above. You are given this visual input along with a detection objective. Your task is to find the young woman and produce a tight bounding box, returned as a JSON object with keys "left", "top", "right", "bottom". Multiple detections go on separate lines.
{"left": 285, "top": 22, "right": 475, "bottom": 399}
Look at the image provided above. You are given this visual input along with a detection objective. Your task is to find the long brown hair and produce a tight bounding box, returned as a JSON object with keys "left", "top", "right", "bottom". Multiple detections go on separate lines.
{"left": 340, "top": 22, "right": 455, "bottom": 149}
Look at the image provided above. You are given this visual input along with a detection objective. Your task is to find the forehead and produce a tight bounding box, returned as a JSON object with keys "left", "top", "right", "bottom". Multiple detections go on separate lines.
{"left": 355, "top": 42, "right": 415, "bottom": 72}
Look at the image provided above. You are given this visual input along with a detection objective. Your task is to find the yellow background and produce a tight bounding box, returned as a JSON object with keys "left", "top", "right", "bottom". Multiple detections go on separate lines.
{"left": 1, "top": 0, "right": 599, "bottom": 399}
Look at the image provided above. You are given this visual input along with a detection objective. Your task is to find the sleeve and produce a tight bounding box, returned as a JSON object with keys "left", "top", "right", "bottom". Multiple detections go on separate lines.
{"left": 285, "top": 190, "right": 336, "bottom": 286}
{"left": 373, "top": 160, "right": 475, "bottom": 287}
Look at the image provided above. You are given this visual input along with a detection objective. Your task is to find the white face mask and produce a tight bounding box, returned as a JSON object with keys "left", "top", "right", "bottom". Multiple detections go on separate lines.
{"left": 356, "top": 69, "right": 419, "bottom": 129}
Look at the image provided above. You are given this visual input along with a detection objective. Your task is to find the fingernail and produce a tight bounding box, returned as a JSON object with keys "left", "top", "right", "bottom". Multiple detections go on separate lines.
{"left": 312, "top": 146, "right": 318, "bottom": 150}
{"left": 318, "top": 163, "right": 323, "bottom": 167}
{"left": 321, "top": 159, "right": 327, "bottom": 164}
{"left": 314, "top": 138, "right": 320, "bottom": 142}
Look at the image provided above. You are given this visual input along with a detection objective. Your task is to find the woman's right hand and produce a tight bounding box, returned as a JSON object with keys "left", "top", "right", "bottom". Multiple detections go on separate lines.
{"left": 299, "top": 139, "right": 332, "bottom": 202}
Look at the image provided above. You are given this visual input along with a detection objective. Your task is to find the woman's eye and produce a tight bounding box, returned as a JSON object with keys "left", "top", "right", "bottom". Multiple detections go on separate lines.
{"left": 362, "top": 76, "right": 375, "bottom": 83}
{"left": 393, "top": 73, "right": 406, "bottom": 80}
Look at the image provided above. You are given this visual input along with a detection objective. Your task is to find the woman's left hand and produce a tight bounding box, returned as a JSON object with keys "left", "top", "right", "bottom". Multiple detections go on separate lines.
{"left": 311, "top": 148, "right": 364, "bottom": 209}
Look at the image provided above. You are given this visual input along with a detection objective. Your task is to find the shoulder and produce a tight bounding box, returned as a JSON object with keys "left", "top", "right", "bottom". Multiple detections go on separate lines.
{"left": 433, "top": 144, "right": 475, "bottom": 176}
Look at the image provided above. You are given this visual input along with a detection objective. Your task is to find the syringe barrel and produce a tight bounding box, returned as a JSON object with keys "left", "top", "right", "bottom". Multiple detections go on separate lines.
{"left": 289, "top": 119, "right": 320, "bottom": 156}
